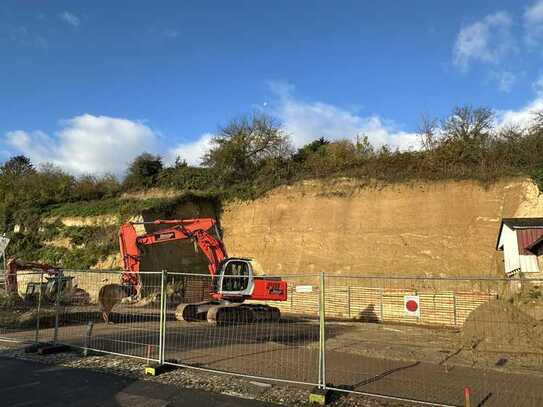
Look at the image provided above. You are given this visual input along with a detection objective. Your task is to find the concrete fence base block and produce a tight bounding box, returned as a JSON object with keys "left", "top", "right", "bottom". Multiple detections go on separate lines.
{"left": 309, "top": 387, "right": 331, "bottom": 405}
{"left": 80, "top": 348, "right": 101, "bottom": 357}
{"left": 24, "top": 342, "right": 49, "bottom": 353}
{"left": 249, "top": 380, "right": 273, "bottom": 389}
{"left": 37, "top": 344, "right": 71, "bottom": 355}
{"left": 144, "top": 362, "right": 178, "bottom": 376}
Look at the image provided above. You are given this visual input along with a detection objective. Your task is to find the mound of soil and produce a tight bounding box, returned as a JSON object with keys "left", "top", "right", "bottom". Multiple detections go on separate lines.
{"left": 463, "top": 300, "right": 543, "bottom": 351}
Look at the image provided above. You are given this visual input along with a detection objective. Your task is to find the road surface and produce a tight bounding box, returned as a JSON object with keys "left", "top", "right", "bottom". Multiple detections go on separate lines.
{"left": 0, "top": 356, "right": 274, "bottom": 407}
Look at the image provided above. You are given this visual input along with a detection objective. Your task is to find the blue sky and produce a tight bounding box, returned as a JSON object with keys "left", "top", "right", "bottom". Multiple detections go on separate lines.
{"left": 1, "top": 1, "right": 543, "bottom": 175}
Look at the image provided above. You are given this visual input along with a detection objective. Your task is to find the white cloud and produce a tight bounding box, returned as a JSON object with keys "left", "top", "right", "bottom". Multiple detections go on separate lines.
{"left": 497, "top": 98, "right": 543, "bottom": 129}
{"left": 496, "top": 77, "right": 543, "bottom": 128}
{"left": 163, "top": 82, "right": 422, "bottom": 167}
{"left": 59, "top": 11, "right": 80, "bottom": 28}
{"left": 167, "top": 133, "right": 213, "bottom": 166}
{"left": 524, "top": 0, "right": 543, "bottom": 45}
{"left": 453, "top": 11, "right": 514, "bottom": 70}
{"left": 268, "top": 82, "right": 420, "bottom": 151}
{"left": 5, "top": 114, "right": 158, "bottom": 175}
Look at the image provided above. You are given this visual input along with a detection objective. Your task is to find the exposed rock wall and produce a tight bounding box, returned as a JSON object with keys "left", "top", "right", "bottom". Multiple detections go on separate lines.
{"left": 36, "top": 178, "right": 543, "bottom": 278}
{"left": 221, "top": 179, "right": 540, "bottom": 277}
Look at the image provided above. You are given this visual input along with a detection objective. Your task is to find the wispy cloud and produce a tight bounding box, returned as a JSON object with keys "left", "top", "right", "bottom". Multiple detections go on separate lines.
{"left": 524, "top": 0, "right": 543, "bottom": 45}
{"left": 8, "top": 26, "right": 46, "bottom": 47}
{"left": 492, "top": 70, "right": 517, "bottom": 93}
{"left": 267, "top": 81, "right": 420, "bottom": 151}
{"left": 58, "top": 11, "right": 80, "bottom": 28}
{"left": 164, "top": 81, "right": 422, "bottom": 167}
{"left": 453, "top": 11, "right": 515, "bottom": 70}
{"left": 146, "top": 25, "right": 180, "bottom": 39}
{"left": 162, "top": 29, "right": 179, "bottom": 38}
{"left": 533, "top": 75, "right": 543, "bottom": 96}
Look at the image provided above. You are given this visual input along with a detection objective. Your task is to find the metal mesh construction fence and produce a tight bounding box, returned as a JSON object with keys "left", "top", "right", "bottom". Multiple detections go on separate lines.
{"left": 324, "top": 275, "right": 543, "bottom": 407}
{"left": 0, "top": 271, "right": 45, "bottom": 344}
{"left": 54, "top": 270, "right": 163, "bottom": 361}
{"left": 163, "top": 273, "right": 321, "bottom": 385}
{"left": 2, "top": 270, "right": 543, "bottom": 406}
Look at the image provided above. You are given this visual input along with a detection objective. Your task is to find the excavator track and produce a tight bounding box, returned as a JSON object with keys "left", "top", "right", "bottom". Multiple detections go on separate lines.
{"left": 175, "top": 301, "right": 281, "bottom": 326}
{"left": 207, "top": 303, "right": 281, "bottom": 326}
{"left": 175, "top": 301, "right": 216, "bottom": 322}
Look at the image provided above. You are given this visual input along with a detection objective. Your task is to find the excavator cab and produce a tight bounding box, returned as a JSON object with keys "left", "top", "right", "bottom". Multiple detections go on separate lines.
{"left": 213, "top": 258, "right": 287, "bottom": 303}
{"left": 215, "top": 258, "right": 253, "bottom": 297}
{"left": 44, "top": 275, "right": 74, "bottom": 302}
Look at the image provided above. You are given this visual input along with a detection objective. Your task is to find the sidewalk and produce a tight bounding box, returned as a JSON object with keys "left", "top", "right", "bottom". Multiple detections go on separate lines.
{"left": 0, "top": 356, "right": 274, "bottom": 407}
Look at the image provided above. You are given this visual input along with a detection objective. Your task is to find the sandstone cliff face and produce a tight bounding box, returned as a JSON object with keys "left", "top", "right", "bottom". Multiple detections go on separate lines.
{"left": 220, "top": 179, "right": 541, "bottom": 277}
{"left": 39, "top": 178, "right": 543, "bottom": 278}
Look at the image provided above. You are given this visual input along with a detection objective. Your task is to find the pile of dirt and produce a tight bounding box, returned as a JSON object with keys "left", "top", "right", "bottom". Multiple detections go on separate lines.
{"left": 463, "top": 299, "right": 543, "bottom": 351}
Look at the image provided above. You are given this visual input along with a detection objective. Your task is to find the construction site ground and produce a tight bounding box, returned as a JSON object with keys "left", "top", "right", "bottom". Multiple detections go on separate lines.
{"left": 2, "top": 305, "right": 543, "bottom": 407}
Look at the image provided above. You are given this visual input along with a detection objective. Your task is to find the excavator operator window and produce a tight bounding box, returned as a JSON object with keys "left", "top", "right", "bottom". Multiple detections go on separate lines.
{"left": 222, "top": 260, "right": 250, "bottom": 292}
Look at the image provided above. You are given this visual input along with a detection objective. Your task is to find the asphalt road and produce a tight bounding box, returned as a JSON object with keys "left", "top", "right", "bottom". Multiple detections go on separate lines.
{"left": 0, "top": 357, "right": 274, "bottom": 407}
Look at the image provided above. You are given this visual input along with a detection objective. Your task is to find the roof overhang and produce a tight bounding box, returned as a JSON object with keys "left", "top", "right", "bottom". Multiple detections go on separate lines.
{"left": 496, "top": 217, "right": 543, "bottom": 251}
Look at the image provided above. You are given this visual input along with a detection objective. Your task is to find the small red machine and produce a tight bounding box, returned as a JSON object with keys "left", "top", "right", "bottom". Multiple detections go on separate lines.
{"left": 5, "top": 258, "right": 61, "bottom": 295}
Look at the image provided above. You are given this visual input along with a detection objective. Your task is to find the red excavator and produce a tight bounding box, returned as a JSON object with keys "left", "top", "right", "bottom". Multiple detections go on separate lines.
{"left": 5, "top": 258, "right": 61, "bottom": 296}
{"left": 4, "top": 258, "right": 83, "bottom": 303}
{"left": 118, "top": 218, "right": 287, "bottom": 325}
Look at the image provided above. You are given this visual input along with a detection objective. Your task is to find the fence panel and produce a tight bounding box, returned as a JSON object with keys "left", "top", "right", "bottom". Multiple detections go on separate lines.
{"left": 0, "top": 271, "right": 44, "bottom": 344}
{"left": 54, "top": 270, "right": 163, "bottom": 361}
{"left": 324, "top": 276, "right": 543, "bottom": 407}
{"left": 163, "top": 272, "right": 321, "bottom": 385}
{"left": 6, "top": 267, "right": 543, "bottom": 407}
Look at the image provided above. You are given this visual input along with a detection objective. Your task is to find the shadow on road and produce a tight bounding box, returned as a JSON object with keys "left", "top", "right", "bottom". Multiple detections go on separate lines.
{"left": 0, "top": 354, "right": 273, "bottom": 407}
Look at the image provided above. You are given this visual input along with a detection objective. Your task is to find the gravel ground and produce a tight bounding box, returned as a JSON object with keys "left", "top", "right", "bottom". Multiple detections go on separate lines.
{"left": 0, "top": 342, "right": 416, "bottom": 407}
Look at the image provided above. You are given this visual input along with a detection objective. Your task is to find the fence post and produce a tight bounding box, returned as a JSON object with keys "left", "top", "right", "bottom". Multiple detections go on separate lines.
{"left": 453, "top": 292, "right": 457, "bottom": 327}
{"left": 34, "top": 272, "right": 44, "bottom": 344}
{"left": 290, "top": 286, "right": 294, "bottom": 311}
{"left": 319, "top": 271, "right": 326, "bottom": 388}
{"left": 347, "top": 285, "right": 351, "bottom": 319}
{"left": 53, "top": 271, "right": 62, "bottom": 344}
{"left": 380, "top": 287, "right": 384, "bottom": 322}
{"left": 143, "top": 270, "right": 169, "bottom": 376}
{"left": 310, "top": 272, "right": 330, "bottom": 405}
{"left": 158, "top": 269, "right": 167, "bottom": 365}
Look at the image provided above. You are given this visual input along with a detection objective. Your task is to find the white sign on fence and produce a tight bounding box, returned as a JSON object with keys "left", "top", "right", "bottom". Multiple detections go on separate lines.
{"left": 295, "top": 285, "right": 313, "bottom": 293}
{"left": 404, "top": 295, "right": 420, "bottom": 317}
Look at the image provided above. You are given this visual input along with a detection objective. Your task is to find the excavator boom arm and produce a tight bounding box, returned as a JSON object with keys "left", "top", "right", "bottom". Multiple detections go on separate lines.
{"left": 118, "top": 218, "right": 227, "bottom": 289}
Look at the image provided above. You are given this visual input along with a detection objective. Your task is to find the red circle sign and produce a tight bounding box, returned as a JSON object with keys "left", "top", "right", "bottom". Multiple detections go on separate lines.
{"left": 405, "top": 299, "right": 418, "bottom": 312}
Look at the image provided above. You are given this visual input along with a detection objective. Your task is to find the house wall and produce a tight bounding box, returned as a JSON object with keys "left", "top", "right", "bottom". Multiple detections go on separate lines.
{"left": 516, "top": 229, "right": 543, "bottom": 273}
{"left": 519, "top": 254, "right": 540, "bottom": 273}
{"left": 500, "top": 226, "right": 521, "bottom": 275}
{"left": 499, "top": 226, "right": 542, "bottom": 275}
